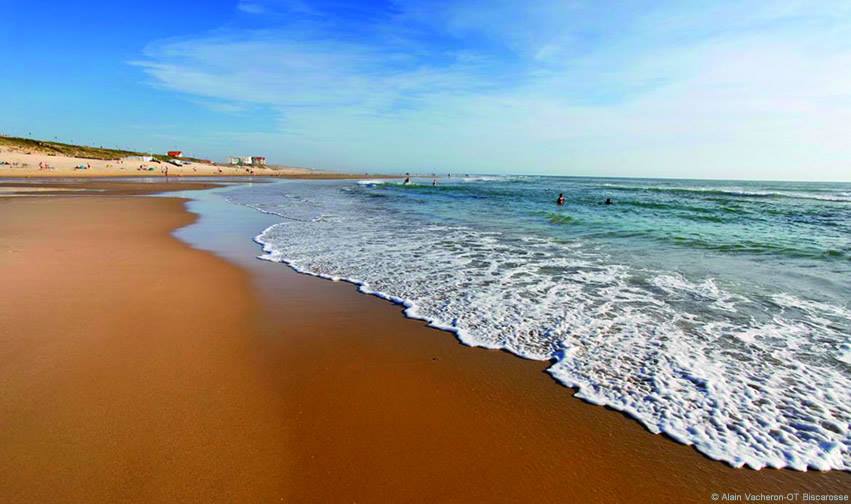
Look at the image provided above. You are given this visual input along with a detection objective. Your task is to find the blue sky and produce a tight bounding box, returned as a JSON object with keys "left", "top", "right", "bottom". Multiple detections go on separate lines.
{"left": 2, "top": 0, "right": 850, "bottom": 180}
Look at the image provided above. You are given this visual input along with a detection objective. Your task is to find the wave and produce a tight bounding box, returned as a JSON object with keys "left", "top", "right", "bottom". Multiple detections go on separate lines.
{"left": 614, "top": 199, "right": 748, "bottom": 219}
{"left": 357, "top": 175, "right": 527, "bottom": 186}
{"left": 600, "top": 184, "right": 851, "bottom": 203}
{"left": 546, "top": 212, "right": 576, "bottom": 225}
{"left": 660, "top": 234, "right": 847, "bottom": 260}
{"left": 458, "top": 175, "right": 532, "bottom": 183}
{"left": 357, "top": 179, "right": 388, "bottom": 186}
{"left": 461, "top": 176, "right": 505, "bottom": 182}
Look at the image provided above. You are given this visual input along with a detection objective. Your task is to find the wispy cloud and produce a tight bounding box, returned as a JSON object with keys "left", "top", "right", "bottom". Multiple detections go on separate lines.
{"left": 237, "top": 1, "right": 266, "bottom": 14}
{"left": 132, "top": 0, "right": 851, "bottom": 179}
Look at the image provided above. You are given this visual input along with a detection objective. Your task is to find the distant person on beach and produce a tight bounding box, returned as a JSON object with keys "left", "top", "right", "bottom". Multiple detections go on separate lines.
{"left": 556, "top": 193, "right": 565, "bottom": 206}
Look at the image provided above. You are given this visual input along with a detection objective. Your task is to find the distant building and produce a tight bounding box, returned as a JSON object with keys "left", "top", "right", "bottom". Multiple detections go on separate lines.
{"left": 228, "top": 156, "right": 266, "bottom": 166}
{"left": 167, "top": 150, "right": 182, "bottom": 158}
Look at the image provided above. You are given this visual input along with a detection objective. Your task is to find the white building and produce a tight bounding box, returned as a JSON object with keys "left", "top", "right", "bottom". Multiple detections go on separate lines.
{"left": 228, "top": 156, "right": 266, "bottom": 166}
{"left": 122, "top": 155, "right": 153, "bottom": 163}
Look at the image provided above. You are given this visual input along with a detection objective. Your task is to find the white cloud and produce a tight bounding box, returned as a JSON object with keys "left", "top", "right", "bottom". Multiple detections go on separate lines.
{"left": 237, "top": 1, "right": 265, "bottom": 14}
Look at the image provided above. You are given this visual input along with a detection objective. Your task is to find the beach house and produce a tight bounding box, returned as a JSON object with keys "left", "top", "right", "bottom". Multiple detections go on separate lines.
{"left": 122, "top": 155, "right": 153, "bottom": 162}
{"left": 228, "top": 155, "right": 266, "bottom": 166}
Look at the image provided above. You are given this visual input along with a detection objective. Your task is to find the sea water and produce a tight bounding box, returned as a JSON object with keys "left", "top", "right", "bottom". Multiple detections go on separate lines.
{"left": 224, "top": 176, "right": 851, "bottom": 471}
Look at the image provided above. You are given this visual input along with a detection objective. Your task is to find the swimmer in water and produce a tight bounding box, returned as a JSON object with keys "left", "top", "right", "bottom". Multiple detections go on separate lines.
{"left": 556, "top": 193, "right": 565, "bottom": 206}
{"left": 432, "top": 178, "right": 437, "bottom": 186}
{"left": 404, "top": 175, "right": 411, "bottom": 184}
{"left": 605, "top": 198, "right": 613, "bottom": 205}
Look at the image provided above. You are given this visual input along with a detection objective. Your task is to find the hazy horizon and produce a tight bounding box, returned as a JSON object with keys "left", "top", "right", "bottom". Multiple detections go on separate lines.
{"left": 3, "top": 0, "right": 851, "bottom": 182}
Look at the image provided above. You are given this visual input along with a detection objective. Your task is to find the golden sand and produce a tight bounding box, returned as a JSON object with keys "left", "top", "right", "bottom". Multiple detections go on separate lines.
{"left": 0, "top": 146, "right": 380, "bottom": 179}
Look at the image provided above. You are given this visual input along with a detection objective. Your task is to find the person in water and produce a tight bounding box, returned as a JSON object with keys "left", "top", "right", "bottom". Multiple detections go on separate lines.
{"left": 432, "top": 178, "right": 437, "bottom": 186}
{"left": 404, "top": 175, "right": 411, "bottom": 185}
{"left": 556, "top": 193, "right": 565, "bottom": 206}
{"left": 605, "top": 198, "right": 613, "bottom": 205}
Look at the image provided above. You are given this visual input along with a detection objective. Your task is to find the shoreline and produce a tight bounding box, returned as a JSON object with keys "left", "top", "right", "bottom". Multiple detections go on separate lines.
{"left": 1, "top": 180, "right": 848, "bottom": 503}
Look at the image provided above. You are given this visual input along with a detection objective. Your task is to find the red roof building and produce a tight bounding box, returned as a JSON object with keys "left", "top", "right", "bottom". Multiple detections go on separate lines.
{"left": 167, "top": 151, "right": 182, "bottom": 158}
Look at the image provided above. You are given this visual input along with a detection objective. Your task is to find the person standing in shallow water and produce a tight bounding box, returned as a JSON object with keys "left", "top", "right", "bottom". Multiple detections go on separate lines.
{"left": 556, "top": 193, "right": 565, "bottom": 206}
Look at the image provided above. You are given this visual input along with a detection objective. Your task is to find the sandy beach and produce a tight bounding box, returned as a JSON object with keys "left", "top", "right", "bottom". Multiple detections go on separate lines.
{"left": 0, "top": 180, "right": 848, "bottom": 503}
{"left": 0, "top": 145, "right": 379, "bottom": 179}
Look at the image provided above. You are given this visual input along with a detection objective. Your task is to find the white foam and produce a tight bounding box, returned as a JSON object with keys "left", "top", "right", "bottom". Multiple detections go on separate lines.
{"left": 838, "top": 344, "right": 851, "bottom": 366}
{"left": 233, "top": 182, "right": 851, "bottom": 472}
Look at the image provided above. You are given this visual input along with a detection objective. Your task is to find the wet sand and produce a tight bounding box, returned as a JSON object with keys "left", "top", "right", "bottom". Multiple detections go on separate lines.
{"left": 0, "top": 182, "right": 847, "bottom": 503}
{"left": 0, "top": 179, "right": 220, "bottom": 195}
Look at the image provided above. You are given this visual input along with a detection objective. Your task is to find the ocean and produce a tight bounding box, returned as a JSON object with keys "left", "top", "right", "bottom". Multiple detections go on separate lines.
{"left": 223, "top": 175, "right": 851, "bottom": 472}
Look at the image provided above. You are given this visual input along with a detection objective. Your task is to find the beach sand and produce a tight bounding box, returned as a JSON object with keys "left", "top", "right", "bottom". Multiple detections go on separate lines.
{"left": 0, "top": 182, "right": 847, "bottom": 503}
{"left": 0, "top": 146, "right": 378, "bottom": 178}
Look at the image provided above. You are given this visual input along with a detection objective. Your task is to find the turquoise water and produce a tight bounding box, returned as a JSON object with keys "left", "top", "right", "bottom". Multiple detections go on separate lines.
{"left": 378, "top": 177, "right": 849, "bottom": 261}
{"left": 226, "top": 176, "right": 851, "bottom": 471}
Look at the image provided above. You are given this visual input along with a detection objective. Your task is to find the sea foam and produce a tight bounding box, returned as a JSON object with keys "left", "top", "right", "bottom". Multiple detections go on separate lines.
{"left": 228, "top": 179, "right": 851, "bottom": 472}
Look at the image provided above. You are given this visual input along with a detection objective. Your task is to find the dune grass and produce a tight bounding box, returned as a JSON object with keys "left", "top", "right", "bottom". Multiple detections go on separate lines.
{"left": 0, "top": 135, "right": 208, "bottom": 163}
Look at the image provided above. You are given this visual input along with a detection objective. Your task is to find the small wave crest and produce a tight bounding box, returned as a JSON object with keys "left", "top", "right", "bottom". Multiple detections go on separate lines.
{"left": 357, "top": 179, "right": 388, "bottom": 186}
{"left": 601, "top": 184, "right": 851, "bottom": 203}
{"left": 546, "top": 212, "right": 576, "bottom": 225}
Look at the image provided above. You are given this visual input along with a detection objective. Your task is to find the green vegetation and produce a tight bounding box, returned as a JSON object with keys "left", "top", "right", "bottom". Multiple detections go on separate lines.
{"left": 0, "top": 135, "right": 210, "bottom": 163}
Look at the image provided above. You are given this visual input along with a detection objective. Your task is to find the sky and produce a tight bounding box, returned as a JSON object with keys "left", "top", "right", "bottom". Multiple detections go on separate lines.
{"left": 2, "top": 0, "right": 851, "bottom": 181}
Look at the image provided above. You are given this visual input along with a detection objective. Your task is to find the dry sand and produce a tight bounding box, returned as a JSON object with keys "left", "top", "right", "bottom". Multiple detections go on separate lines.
{"left": 0, "top": 146, "right": 376, "bottom": 179}
{"left": 0, "top": 182, "right": 847, "bottom": 503}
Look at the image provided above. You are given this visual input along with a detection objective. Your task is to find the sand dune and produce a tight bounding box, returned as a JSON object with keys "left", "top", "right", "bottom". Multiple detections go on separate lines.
{"left": 0, "top": 146, "right": 346, "bottom": 178}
